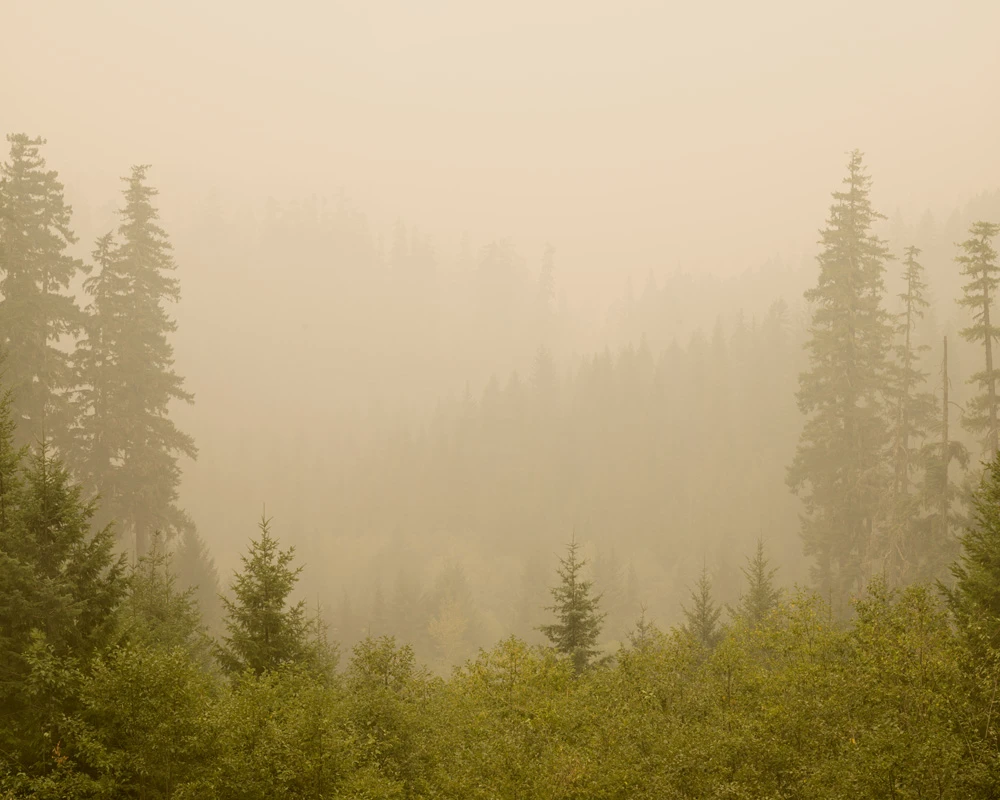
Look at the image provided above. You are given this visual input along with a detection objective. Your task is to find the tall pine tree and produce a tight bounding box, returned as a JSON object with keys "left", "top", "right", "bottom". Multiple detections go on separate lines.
{"left": 73, "top": 166, "right": 196, "bottom": 557}
{"left": 956, "top": 221, "right": 1000, "bottom": 456}
{"left": 884, "top": 246, "right": 937, "bottom": 582}
{"left": 0, "top": 135, "right": 84, "bottom": 449}
{"left": 787, "top": 150, "right": 894, "bottom": 610}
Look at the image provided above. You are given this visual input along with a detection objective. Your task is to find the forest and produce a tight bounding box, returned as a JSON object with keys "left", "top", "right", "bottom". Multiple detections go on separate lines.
{"left": 3, "top": 128, "right": 1000, "bottom": 797}
{"left": 4, "top": 2, "right": 1000, "bottom": 796}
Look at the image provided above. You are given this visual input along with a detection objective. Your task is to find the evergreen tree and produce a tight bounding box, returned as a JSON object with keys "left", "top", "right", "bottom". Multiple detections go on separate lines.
{"left": 730, "top": 539, "right": 781, "bottom": 627}
{"left": 173, "top": 525, "right": 224, "bottom": 635}
{"left": 217, "top": 513, "right": 311, "bottom": 676}
{"left": 787, "top": 150, "right": 894, "bottom": 608}
{"left": 946, "top": 450, "right": 1000, "bottom": 652}
{"left": 73, "top": 166, "right": 196, "bottom": 557}
{"left": 122, "top": 534, "right": 208, "bottom": 657}
{"left": 538, "top": 538, "right": 605, "bottom": 673}
{"left": 0, "top": 135, "right": 84, "bottom": 448}
{"left": 915, "top": 336, "right": 969, "bottom": 583}
{"left": 682, "top": 565, "right": 723, "bottom": 649}
{"left": 0, "top": 382, "right": 25, "bottom": 529}
{"left": 884, "top": 247, "right": 937, "bottom": 581}
{"left": 0, "top": 428, "right": 125, "bottom": 770}
{"left": 956, "top": 221, "right": 1000, "bottom": 456}
{"left": 625, "top": 605, "right": 660, "bottom": 651}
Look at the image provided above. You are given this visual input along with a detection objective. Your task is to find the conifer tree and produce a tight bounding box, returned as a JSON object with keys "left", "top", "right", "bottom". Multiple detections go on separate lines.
{"left": 915, "top": 336, "right": 969, "bottom": 583}
{"left": 730, "top": 539, "right": 781, "bottom": 628}
{"left": 172, "top": 526, "right": 224, "bottom": 635}
{"left": 0, "top": 383, "right": 25, "bottom": 529}
{"left": 946, "top": 450, "right": 1000, "bottom": 652}
{"left": 0, "top": 135, "right": 84, "bottom": 448}
{"left": 884, "top": 247, "right": 937, "bottom": 581}
{"left": 73, "top": 166, "right": 196, "bottom": 557}
{"left": 956, "top": 221, "right": 1000, "bottom": 456}
{"left": 787, "top": 150, "right": 894, "bottom": 608}
{"left": 122, "top": 534, "right": 207, "bottom": 656}
{"left": 539, "top": 538, "right": 605, "bottom": 673}
{"left": 682, "top": 565, "right": 723, "bottom": 649}
{"left": 890, "top": 247, "right": 935, "bottom": 495}
{"left": 0, "top": 426, "right": 125, "bottom": 768}
{"left": 217, "top": 513, "right": 311, "bottom": 676}
{"left": 626, "top": 605, "right": 660, "bottom": 651}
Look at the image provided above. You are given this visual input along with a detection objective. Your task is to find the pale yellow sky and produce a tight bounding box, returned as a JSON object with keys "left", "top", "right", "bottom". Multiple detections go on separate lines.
{"left": 3, "top": 0, "right": 999, "bottom": 304}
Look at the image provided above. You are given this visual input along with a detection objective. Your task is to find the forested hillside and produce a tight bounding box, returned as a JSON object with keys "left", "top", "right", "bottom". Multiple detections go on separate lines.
{"left": 3, "top": 124, "right": 1000, "bottom": 796}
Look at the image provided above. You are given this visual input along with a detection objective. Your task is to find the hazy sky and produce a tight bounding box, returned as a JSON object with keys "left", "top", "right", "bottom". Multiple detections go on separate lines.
{"left": 3, "top": 0, "right": 999, "bottom": 303}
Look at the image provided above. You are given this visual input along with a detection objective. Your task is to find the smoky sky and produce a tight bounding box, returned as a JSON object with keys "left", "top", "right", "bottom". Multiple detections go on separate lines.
{"left": 3, "top": 0, "right": 999, "bottom": 309}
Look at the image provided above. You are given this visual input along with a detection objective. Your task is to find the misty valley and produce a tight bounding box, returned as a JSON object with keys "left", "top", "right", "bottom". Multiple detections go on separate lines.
{"left": 3, "top": 4, "right": 1000, "bottom": 796}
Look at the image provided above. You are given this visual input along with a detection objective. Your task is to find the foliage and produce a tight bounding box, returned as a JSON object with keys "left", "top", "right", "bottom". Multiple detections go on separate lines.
{"left": 682, "top": 564, "right": 723, "bottom": 649}
{"left": 788, "top": 149, "right": 895, "bottom": 610}
{"left": 538, "top": 538, "right": 606, "bottom": 673}
{"left": 0, "top": 134, "right": 83, "bottom": 449}
{"left": 216, "top": 513, "right": 315, "bottom": 677}
{"left": 730, "top": 538, "right": 781, "bottom": 628}
{"left": 71, "top": 166, "right": 196, "bottom": 557}
{"left": 957, "top": 221, "right": 1000, "bottom": 455}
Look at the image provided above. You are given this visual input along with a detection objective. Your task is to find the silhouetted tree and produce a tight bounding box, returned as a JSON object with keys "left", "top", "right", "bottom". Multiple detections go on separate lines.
{"left": 788, "top": 150, "right": 894, "bottom": 609}
{"left": 0, "top": 134, "right": 83, "bottom": 448}
{"left": 957, "top": 221, "right": 1000, "bottom": 456}
{"left": 73, "top": 166, "right": 196, "bottom": 557}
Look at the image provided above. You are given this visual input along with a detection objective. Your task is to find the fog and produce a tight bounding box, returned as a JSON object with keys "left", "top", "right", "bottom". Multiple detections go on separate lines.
{"left": 3, "top": 0, "right": 1000, "bottom": 666}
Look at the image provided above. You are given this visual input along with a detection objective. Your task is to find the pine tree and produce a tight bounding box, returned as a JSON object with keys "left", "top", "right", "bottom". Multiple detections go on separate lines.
{"left": 73, "top": 166, "right": 196, "bottom": 557}
{"left": 0, "top": 135, "right": 84, "bottom": 448}
{"left": 682, "top": 565, "right": 723, "bottom": 649}
{"left": 956, "top": 221, "right": 1000, "bottom": 456}
{"left": 730, "top": 539, "right": 781, "bottom": 627}
{"left": 538, "top": 538, "right": 606, "bottom": 673}
{"left": 946, "top": 450, "right": 1000, "bottom": 652}
{"left": 0, "top": 382, "right": 25, "bottom": 530}
{"left": 884, "top": 247, "right": 937, "bottom": 581}
{"left": 122, "top": 534, "right": 207, "bottom": 656}
{"left": 915, "top": 336, "right": 968, "bottom": 583}
{"left": 172, "top": 525, "right": 224, "bottom": 635}
{"left": 626, "top": 605, "right": 660, "bottom": 651}
{"left": 787, "top": 150, "right": 894, "bottom": 609}
{"left": 0, "top": 425, "right": 125, "bottom": 769}
{"left": 217, "top": 513, "right": 311, "bottom": 676}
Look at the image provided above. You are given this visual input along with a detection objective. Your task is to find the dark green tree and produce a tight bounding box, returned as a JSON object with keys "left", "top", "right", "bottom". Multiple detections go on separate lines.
{"left": 0, "top": 134, "right": 84, "bottom": 448}
{"left": 539, "top": 538, "right": 605, "bottom": 673}
{"left": 216, "top": 513, "right": 311, "bottom": 676}
{"left": 956, "top": 221, "right": 1000, "bottom": 456}
{"left": 121, "top": 534, "right": 208, "bottom": 657}
{"left": 787, "top": 150, "right": 894, "bottom": 609}
{"left": 730, "top": 539, "right": 781, "bottom": 628}
{"left": 946, "top": 450, "right": 1000, "bottom": 652}
{"left": 682, "top": 565, "right": 723, "bottom": 649}
{"left": 72, "top": 166, "right": 196, "bottom": 557}
{"left": 0, "top": 431, "right": 125, "bottom": 772}
{"left": 0, "top": 382, "right": 25, "bottom": 529}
